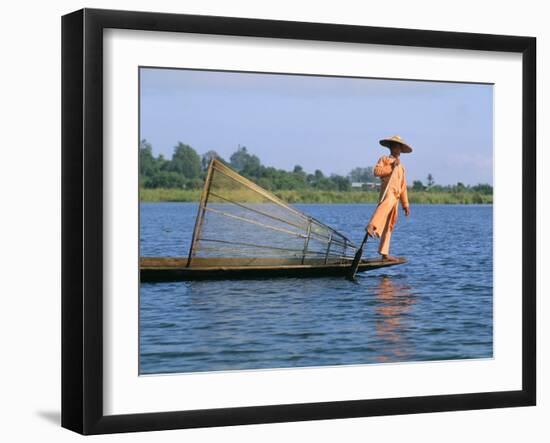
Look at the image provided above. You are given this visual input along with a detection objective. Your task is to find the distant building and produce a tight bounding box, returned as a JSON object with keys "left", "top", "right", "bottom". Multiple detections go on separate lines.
{"left": 351, "top": 181, "right": 379, "bottom": 190}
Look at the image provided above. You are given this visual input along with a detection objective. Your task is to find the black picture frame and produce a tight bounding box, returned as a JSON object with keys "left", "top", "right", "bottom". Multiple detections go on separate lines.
{"left": 62, "top": 8, "right": 536, "bottom": 435}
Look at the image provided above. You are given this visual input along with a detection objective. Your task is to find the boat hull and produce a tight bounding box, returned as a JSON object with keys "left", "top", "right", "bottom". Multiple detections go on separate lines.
{"left": 140, "top": 257, "right": 406, "bottom": 282}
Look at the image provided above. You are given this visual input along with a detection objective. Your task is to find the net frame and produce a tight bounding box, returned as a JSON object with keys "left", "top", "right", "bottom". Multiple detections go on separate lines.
{"left": 186, "top": 159, "right": 357, "bottom": 267}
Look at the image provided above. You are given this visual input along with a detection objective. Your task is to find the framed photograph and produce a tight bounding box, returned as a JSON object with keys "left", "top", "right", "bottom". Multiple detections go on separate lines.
{"left": 62, "top": 8, "right": 536, "bottom": 435}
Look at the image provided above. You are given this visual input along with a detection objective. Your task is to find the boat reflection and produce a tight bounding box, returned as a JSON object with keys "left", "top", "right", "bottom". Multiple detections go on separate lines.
{"left": 373, "top": 276, "right": 416, "bottom": 363}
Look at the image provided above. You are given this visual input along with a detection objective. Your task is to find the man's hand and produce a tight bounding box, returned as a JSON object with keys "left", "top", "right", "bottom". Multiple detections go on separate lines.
{"left": 403, "top": 206, "right": 410, "bottom": 217}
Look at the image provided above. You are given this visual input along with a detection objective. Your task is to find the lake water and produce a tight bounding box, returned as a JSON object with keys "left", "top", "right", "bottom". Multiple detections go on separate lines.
{"left": 140, "top": 203, "right": 493, "bottom": 374}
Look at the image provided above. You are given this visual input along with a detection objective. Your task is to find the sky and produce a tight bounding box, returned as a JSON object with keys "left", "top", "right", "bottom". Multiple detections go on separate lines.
{"left": 140, "top": 67, "right": 493, "bottom": 186}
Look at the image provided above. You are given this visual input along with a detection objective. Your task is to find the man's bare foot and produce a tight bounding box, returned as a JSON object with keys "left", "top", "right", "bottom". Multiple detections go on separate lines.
{"left": 365, "top": 224, "right": 376, "bottom": 238}
{"left": 381, "top": 254, "right": 399, "bottom": 262}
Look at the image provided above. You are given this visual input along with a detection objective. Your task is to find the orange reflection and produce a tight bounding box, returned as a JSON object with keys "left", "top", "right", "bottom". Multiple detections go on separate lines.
{"left": 374, "top": 276, "right": 416, "bottom": 363}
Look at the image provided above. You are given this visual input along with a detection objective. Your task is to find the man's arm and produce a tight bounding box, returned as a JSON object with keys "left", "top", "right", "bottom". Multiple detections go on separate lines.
{"left": 373, "top": 156, "right": 394, "bottom": 177}
{"left": 400, "top": 172, "right": 410, "bottom": 216}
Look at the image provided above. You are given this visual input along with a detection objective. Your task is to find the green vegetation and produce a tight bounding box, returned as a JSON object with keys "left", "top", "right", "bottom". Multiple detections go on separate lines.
{"left": 139, "top": 140, "right": 493, "bottom": 204}
{"left": 141, "top": 188, "right": 492, "bottom": 204}
{"left": 408, "top": 191, "right": 491, "bottom": 205}
{"left": 140, "top": 188, "right": 201, "bottom": 202}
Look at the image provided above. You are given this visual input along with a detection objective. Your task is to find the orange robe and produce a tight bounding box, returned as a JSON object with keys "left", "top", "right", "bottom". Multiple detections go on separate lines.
{"left": 367, "top": 155, "right": 409, "bottom": 255}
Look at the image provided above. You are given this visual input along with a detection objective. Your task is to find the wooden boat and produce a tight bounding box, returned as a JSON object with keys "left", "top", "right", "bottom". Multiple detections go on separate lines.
{"left": 140, "top": 159, "right": 405, "bottom": 282}
{"left": 141, "top": 256, "right": 406, "bottom": 282}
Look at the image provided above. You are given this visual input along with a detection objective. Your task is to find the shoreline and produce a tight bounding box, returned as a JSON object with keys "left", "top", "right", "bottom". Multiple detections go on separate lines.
{"left": 140, "top": 188, "right": 493, "bottom": 204}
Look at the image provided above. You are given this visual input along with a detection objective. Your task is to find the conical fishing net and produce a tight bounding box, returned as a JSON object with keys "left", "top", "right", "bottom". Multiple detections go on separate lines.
{"left": 187, "top": 160, "right": 357, "bottom": 267}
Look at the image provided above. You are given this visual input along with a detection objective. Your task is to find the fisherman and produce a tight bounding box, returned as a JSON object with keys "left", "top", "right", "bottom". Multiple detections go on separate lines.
{"left": 365, "top": 135, "right": 412, "bottom": 261}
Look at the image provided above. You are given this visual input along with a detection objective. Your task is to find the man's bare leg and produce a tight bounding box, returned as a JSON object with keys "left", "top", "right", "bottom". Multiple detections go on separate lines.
{"left": 378, "top": 219, "right": 392, "bottom": 258}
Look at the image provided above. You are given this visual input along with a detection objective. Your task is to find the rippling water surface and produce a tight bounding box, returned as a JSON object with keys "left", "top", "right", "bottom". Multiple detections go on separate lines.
{"left": 140, "top": 203, "right": 493, "bottom": 374}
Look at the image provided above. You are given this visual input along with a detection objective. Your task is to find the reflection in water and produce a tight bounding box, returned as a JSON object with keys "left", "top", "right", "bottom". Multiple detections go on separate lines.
{"left": 374, "top": 276, "right": 416, "bottom": 363}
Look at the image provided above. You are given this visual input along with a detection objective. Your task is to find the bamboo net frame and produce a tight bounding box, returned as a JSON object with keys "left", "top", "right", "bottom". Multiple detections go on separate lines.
{"left": 187, "top": 159, "right": 357, "bottom": 267}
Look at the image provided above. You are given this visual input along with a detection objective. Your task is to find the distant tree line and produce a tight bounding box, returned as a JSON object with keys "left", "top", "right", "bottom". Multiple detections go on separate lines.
{"left": 140, "top": 140, "right": 359, "bottom": 192}
{"left": 139, "top": 140, "right": 493, "bottom": 194}
{"left": 411, "top": 176, "right": 492, "bottom": 195}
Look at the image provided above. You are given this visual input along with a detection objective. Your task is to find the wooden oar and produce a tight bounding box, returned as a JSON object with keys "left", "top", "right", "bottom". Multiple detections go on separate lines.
{"left": 346, "top": 160, "right": 399, "bottom": 281}
{"left": 346, "top": 231, "right": 370, "bottom": 281}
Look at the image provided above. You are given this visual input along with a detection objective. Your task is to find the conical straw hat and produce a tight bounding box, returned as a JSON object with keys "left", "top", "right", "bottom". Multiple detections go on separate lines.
{"left": 379, "top": 135, "right": 413, "bottom": 153}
